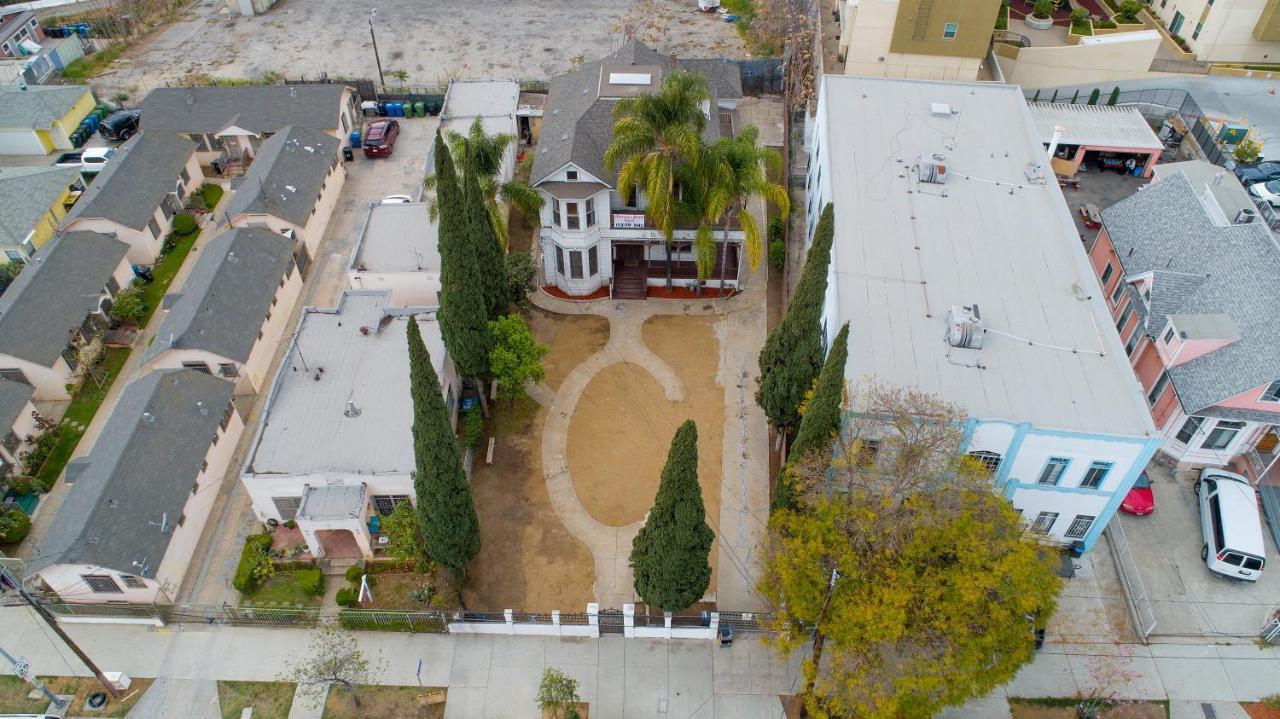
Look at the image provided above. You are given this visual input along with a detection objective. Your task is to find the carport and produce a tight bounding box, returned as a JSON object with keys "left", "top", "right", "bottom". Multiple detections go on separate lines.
{"left": 1030, "top": 103, "right": 1164, "bottom": 179}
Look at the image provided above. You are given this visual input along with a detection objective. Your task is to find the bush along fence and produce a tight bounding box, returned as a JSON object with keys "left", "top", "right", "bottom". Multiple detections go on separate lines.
{"left": 39, "top": 600, "right": 771, "bottom": 639}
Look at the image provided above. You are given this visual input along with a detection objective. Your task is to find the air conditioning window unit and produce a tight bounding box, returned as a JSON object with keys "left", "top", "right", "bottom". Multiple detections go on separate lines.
{"left": 945, "top": 304, "right": 984, "bottom": 349}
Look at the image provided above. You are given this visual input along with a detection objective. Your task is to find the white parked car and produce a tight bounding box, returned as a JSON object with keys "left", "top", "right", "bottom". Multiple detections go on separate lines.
{"left": 379, "top": 194, "right": 413, "bottom": 204}
{"left": 1196, "top": 468, "right": 1266, "bottom": 582}
{"left": 1248, "top": 179, "right": 1280, "bottom": 208}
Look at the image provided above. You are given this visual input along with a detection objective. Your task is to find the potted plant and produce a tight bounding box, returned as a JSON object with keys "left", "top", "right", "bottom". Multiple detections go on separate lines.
{"left": 1068, "top": 8, "right": 1094, "bottom": 41}
{"left": 1112, "top": 0, "right": 1145, "bottom": 28}
{"left": 1025, "top": 0, "right": 1056, "bottom": 30}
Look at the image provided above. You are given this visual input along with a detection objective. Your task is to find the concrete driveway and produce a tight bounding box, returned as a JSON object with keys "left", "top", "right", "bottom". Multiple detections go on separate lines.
{"left": 1116, "top": 463, "right": 1280, "bottom": 638}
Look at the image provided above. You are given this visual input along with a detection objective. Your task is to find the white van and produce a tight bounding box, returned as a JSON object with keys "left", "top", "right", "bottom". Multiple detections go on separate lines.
{"left": 1196, "top": 468, "right": 1266, "bottom": 582}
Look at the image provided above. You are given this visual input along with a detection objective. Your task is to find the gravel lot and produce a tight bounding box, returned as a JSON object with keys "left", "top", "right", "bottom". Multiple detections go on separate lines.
{"left": 92, "top": 0, "right": 749, "bottom": 101}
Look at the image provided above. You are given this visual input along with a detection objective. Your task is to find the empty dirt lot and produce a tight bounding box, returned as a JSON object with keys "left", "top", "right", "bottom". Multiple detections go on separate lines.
{"left": 92, "top": 0, "right": 750, "bottom": 100}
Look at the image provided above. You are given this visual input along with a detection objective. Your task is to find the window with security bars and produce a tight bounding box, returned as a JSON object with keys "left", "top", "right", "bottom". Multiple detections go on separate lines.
{"left": 966, "top": 451, "right": 1002, "bottom": 476}
{"left": 273, "top": 496, "right": 302, "bottom": 520}
{"left": 0, "top": 368, "right": 29, "bottom": 385}
{"left": 372, "top": 495, "right": 411, "bottom": 516}
{"left": 82, "top": 574, "right": 123, "bottom": 593}
{"left": 4, "top": 431, "right": 19, "bottom": 453}
{"left": 121, "top": 575, "right": 147, "bottom": 589}
{"left": 1031, "top": 512, "right": 1058, "bottom": 535}
{"left": 1064, "top": 515, "right": 1095, "bottom": 539}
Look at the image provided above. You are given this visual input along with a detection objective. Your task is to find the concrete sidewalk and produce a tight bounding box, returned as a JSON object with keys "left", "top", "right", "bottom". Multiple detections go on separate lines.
{"left": 5, "top": 607, "right": 1280, "bottom": 718}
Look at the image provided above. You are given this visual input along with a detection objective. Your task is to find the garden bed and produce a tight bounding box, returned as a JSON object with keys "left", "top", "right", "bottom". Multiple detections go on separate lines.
{"left": 0, "top": 675, "right": 153, "bottom": 718}
{"left": 322, "top": 684, "right": 445, "bottom": 718}
{"left": 33, "top": 347, "right": 130, "bottom": 489}
{"left": 240, "top": 571, "right": 323, "bottom": 608}
{"left": 218, "top": 681, "right": 296, "bottom": 719}
{"left": 139, "top": 228, "right": 199, "bottom": 327}
{"left": 1009, "top": 698, "right": 1168, "bottom": 718}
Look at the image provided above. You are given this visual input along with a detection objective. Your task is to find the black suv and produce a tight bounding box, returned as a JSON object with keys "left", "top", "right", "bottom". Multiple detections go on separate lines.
{"left": 99, "top": 110, "right": 140, "bottom": 141}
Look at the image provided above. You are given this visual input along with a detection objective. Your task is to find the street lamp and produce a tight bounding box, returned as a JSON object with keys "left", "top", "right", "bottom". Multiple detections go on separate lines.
{"left": 368, "top": 8, "right": 385, "bottom": 88}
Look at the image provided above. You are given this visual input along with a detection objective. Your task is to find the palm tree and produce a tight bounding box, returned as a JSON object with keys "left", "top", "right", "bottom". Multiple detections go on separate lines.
{"left": 422, "top": 118, "right": 543, "bottom": 250}
{"left": 604, "top": 69, "right": 710, "bottom": 288}
{"left": 702, "top": 126, "right": 789, "bottom": 297}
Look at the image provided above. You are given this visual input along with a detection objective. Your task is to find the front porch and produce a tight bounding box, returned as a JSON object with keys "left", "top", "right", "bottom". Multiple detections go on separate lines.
{"left": 1228, "top": 426, "right": 1280, "bottom": 486}
{"left": 294, "top": 482, "right": 378, "bottom": 559}
{"left": 610, "top": 241, "right": 741, "bottom": 300}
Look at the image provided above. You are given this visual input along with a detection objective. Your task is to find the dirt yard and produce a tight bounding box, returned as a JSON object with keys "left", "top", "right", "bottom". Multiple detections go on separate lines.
{"left": 1009, "top": 700, "right": 1167, "bottom": 719}
{"left": 463, "top": 313, "right": 598, "bottom": 612}
{"left": 567, "top": 315, "right": 723, "bottom": 586}
{"left": 323, "top": 685, "right": 444, "bottom": 719}
{"left": 90, "top": 0, "right": 749, "bottom": 101}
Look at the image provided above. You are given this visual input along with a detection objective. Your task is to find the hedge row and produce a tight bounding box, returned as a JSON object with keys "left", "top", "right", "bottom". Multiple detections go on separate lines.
{"left": 232, "top": 533, "right": 273, "bottom": 593}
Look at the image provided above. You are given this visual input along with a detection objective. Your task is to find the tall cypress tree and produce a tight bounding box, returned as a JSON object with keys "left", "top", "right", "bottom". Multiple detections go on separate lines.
{"left": 435, "top": 132, "right": 492, "bottom": 379}
{"left": 773, "top": 322, "right": 849, "bottom": 512}
{"left": 757, "top": 203, "right": 835, "bottom": 431}
{"left": 408, "top": 315, "right": 479, "bottom": 573}
{"left": 462, "top": 168, "right": 507, "bottom": 320}
{"left": 630, "top": 420, "right": 715, "bottom": 612}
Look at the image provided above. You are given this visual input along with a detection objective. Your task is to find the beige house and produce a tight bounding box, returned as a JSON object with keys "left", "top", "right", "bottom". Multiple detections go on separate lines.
{"left": 28, "top": 369, "right": 244, "bottom": 603}
{"left": 221, "top": 126, "right": 345, "bottom": 264}
{"left": 0, "top": 378, "right": 38, "bottom": 478}
{"left": 61, "top": 132, "right": 204, "bottom": 264}
{"left": 0, "top": 232, "right": 132, "bottom": 401}
{"left": 838, "top": 0, "right": 1001, "bottom": 80}
{"left": 142, "top": 228, "right": 303, "bottom": 395}
{"left": 1148, "top": 0, "right": 1280, "bottom": 62}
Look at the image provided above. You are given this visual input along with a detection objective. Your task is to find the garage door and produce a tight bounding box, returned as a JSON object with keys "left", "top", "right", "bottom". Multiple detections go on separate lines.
{"left": 0, "top": 129, "right": 46, "bottom": 155}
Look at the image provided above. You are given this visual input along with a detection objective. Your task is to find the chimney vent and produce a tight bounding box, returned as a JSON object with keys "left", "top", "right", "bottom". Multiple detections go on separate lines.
{"left": 344, "top": 400, "right": 361, "bottom": 418}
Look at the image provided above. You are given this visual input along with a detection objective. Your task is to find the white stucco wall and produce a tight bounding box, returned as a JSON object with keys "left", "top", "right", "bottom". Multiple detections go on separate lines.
{"left": 347, "top": 270, "right": 441, "bottom": 307}
{"left": 0, "top": 355, "right": 73, "bottom": 401}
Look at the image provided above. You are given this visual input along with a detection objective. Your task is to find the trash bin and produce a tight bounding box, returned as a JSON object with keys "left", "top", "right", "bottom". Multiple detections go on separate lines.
{"left": 719, "top": 624, "right": 733, "bottom": 646}
{"left": 349, "top": 130, "right": 362, "bottom": 147}
{"left": 376, "top": 101, "right": 388, "bottom": 116}
{"left": 343, "top": 146, "right": 354, "bottom": 162}
{"left": 414, "top": 101, "right": 426, "bottom": 117}
{"left": 360, "top": 100, "right": 379, "bottom": 117}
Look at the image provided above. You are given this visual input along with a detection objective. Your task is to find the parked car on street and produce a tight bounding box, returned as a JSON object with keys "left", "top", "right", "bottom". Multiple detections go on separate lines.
{"left": 98, "top": 110, "right": 140, "bottom": 141}
{"left": 53, "top": 146, "right": 115, "bottom": 174}
{"left": 1248, "top": 179, "right": 1280, "bottom": 208}
{"left": 1195, "top": 468, "right": 1266, "bottom": 582}
{"left": 362, "top": 120, "right": 399, "bottom": 158}
{"left": 1233, "top": 161, "right": 1280, "bottom": 186}
{"left": 380, "top": 194, "right": 413, "bottom": 204}
{"left": 1120, "top": 472, "right": 1155, "bottom": 515}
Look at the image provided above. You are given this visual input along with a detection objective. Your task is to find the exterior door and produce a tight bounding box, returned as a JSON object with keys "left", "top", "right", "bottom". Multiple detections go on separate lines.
{"left": 614, "top": 243, "right": 645, "bottom": 266}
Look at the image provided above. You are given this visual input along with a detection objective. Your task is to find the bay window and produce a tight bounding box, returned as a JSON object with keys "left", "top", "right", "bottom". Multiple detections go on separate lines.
{"left": 585, "top": 198, "right": 596, "bottom": 228}
{"left": 566, "top": 201, "right": 580, "bottom": 230}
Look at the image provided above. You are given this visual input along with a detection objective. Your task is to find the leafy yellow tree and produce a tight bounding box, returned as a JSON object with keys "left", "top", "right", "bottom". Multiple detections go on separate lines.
{"left": 761, "top": 384, "right": 1061, "bottom": 718}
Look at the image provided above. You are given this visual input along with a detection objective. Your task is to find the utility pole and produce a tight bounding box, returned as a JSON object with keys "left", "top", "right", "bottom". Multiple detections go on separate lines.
{"left": 368, "top": 8, "right": 385, "bottom": 88}
{"left": 0, "top": 568, "right": 121, "bottom": 699}
{"left": 0, "top": 643, "right": 66, "bottom": 711}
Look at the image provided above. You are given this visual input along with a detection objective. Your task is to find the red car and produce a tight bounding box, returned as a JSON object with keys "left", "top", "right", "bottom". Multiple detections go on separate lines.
{"left": 362, "top": 119, "right": 400, "bottom": 158}
{"left": 1120, "top": 472, "right": 1154, "bottom": 515}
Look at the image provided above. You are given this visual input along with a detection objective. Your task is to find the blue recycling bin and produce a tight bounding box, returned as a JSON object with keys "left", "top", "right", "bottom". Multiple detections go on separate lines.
{"left": 349, "top": 130, "right": 362, "bottom": 147}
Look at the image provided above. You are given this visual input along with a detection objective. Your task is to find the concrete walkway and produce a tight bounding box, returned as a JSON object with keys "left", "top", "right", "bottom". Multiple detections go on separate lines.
{"left": 529, "top": 210, "right": 772, "bottom": 611}
{"left": 125, "top": 678, "right": 220, "bottom": 719}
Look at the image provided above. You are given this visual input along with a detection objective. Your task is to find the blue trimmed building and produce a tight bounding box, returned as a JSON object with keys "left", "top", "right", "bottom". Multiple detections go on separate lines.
{"left": 806, "top": 76, "right": 1160, "bottom": 550}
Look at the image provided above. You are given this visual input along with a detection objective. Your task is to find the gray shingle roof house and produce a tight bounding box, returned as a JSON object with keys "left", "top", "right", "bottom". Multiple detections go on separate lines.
{"left": 1101, "top": 172, "right": 1280, "bottom": 422}
{"left": 139, "top": 85, "right": 351, "bottom": 135}
{"left": 29, "top": 369, "right": 235, "bottom": 597}
{"left": 0, "top": 165, "right": 81, "bottom": 256}
{"left": 0, "top": 84, "right": 89, "bottom": 129}
{"left": 223, "top": 126, "right": 339, "bottom": 226}
{"left": 0, "top": 231, "right": 127, "bottom": 367}
{"left": 529, "top": 40, "right": 742, "bottom": 186}
{"left": 143, "top": 228, "right": 295, "bottom": 366}
{"left": 0, "top": 377, "right": 33, "bottom": 435}
{"left": 62, "top": 131, "right": 196, "bottom": 231}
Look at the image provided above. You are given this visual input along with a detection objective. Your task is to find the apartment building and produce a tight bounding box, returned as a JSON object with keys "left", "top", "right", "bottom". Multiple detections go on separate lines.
{"left": 837, "top": 0, "right": 1001, "bottom": 80}
{"left": 1148, "top": 0, "right": 1280, "bottom": 62}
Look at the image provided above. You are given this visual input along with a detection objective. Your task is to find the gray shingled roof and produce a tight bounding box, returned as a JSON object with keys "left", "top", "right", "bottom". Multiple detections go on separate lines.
{"left": 143, "top": 228, "right": 294, "bottom": 365}
{"left": 139, "top": 85, "right": 349, "bottom": 134}
{"left": 62, "top": 131, "right": 195, "bottom": 230}
{"left": 27, "top": 369, "right": 233, "bottom": 578}
{"left": 530, "top": 41, "right": 742, "bottom": 185}
{"left": 1101, "top": 172, "right": 1280, "bottom": 418}
{"left": 0, "top": 85, "right": 91, "bottom": 129}
{"left": 0, "top": 231, "right": 127, "bottom": 366}
{"left": 0, "top": 377, "right": 33, "bottom": 433}
{"left": 0, "top": 165, "right": 81, "bottom": 249}
{"left": 223, "top": 126, "right": 338, "bottom": 226}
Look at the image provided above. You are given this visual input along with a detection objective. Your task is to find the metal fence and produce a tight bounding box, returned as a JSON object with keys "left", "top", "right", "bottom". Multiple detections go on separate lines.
{"left": 738, "top": 58, "right": 784, "bottom": 95}
{"left": 1104, "top": 520, "right": 1158, "bottom": 640}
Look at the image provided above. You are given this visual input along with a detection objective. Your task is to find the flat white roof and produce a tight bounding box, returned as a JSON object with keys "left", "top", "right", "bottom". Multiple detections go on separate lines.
{"left": 818, "top": 76, "right": 1156, "bottom": 437}
{"left": 350, "top": 202, "right": 441, "bottom": 274}
{"left": 248, "top": 291, "right": 447, "bottom": 477}
{"left": 1027, "top": 102, "right": 1163, "bottom": 152}
{"left": 441, "top": 80, "right": 520, "bottom": 120}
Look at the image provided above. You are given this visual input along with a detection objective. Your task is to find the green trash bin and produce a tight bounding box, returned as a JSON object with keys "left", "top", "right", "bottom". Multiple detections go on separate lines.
{"left": 414, "top": 101, "right": 426, "bottom": 117}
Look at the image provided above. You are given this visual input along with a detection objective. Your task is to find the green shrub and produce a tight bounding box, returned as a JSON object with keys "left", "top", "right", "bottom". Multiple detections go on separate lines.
{"left": 335, "top": 587, "right": 359, "bottom": 607}
{"left": 199, "top": 183, "right": 224, "bottom": 209}
{"left": 1107, "top": 87, "right": 1120, "bottom": 106}
{"left": 344, "top": 564, "right": 365, "bottom": 584}
{"left": 769, "top": 240, "right": 785, "bottom": 272}
{"left": 1087, "top": 88, "right": 1101, "bottom": 105}
{"left": 110, "top": 286, "right": 147, "bottom": 325}
{"left": 1114, "top": 0, "right": 1142, "bottom": 23}
{"left": 19, "top": 428, "right": 60, "bottom": 475}
{"left": 1033, "top": 0, "right": 1054, "bottom": 18}
{"left": 336, "top": 609, "right": 444, "bottom": 632}
{"left": 232, "top": 533, "right": 274, "bottom": 593}
{"left": 0, "top": 507, "right": 31, "bottom": 544}
{"left": 503, "top": 252, "right": 537, "bottom": 310}
{"left": 295, "top": 567, "right": 324, "bottom": 597}
{"left": 462, "top": 409, "right": 484, "bottom": 449}
{"left": 995, "top": 6, "right": 1008, "bottom": 30}
{"left": 172, "top": 213, "right": 197, "bottom": 235}
{"left": 1093, "top": 18, "right": 1116, "bottom": 28}
{"left": 283, "top": 519, "right": 297, "bottom": 529}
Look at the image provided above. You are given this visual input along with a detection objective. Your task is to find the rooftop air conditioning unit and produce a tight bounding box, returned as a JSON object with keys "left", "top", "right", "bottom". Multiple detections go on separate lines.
{"left": 945, "top": 304, "right": 984, "bottom": 349}
{"left": 918, "top": 155, "right": 947, "bottom": 184}
{"left": 1235, "top": 207, "right": 1257, "bottom": 224}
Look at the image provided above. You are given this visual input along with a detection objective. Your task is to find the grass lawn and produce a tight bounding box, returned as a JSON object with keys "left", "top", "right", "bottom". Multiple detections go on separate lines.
{"left": 240, "top": 571, "right": 322, "bottom": 608}
{"left": 217, "top": 681, "right": 296, "bottom": 719}
{"left": 139, "top": 229, "right": 199, "bottom": 326}
{"left": 34, "top": 346, "right": 130, "bottom": 489}
{"left": 0, "top": 675, "right": 153, "bottom": 717}
{"left": 322, "top": 685, "right": 445, "bottom": 719}
{"left": 359, "top": 573, "right": 439, "bottom": 610}
{"left": 60, "top": 42, "right": 128, "bottom": 82}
